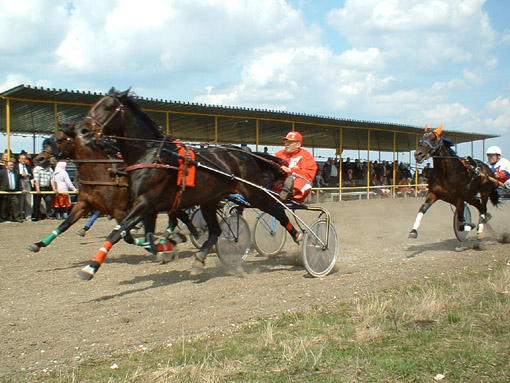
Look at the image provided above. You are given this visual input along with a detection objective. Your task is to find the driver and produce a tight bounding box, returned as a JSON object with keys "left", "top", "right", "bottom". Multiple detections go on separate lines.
{"left": 276, "top": 131, "right": 318, "bottom": 202}
{"left": 486, "top": 146, "right": 510, "bottom": 188}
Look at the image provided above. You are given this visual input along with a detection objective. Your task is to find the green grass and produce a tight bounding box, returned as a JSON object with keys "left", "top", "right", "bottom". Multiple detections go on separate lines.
{"left": 8, "top": 266, "right": 509, "bottom": 383}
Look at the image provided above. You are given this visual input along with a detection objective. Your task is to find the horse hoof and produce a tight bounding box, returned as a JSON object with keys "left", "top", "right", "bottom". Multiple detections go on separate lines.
{"left": 190, "top": 259, "right": 205, "bottom": 276}
{"left": 76, "top": 229, "right": 86, "bottom": 237}
{"left": 76, "top": 265, "right": 96, "bottom": 281}
{"left": 408, "top": 229, "right": 418, "bottom": 239}
{"left": 158, "top": 250, "right": 178, "bottom": 264}
{"left": 146, "top": 233, "right": 158, "bottom": 255}
{"left": 169, "top": 232, "right": 187, "bottom": 245}
{"left": 476, "top": 232, "right": 485, "bottom": 241}
{"left": 293, "top": 232, "right": 303, "bottom": 244}
{"left": 27, "top": 244, "right": 40, "bottom": 253}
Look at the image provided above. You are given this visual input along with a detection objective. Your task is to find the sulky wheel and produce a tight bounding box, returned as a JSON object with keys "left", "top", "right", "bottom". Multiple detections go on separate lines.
{"left": 301, "top": 218, "right": 338, "bottom": 277}
{"left": 216, "top": 213, "right": 251, "bottom": 267}
{"left": 453, "top": 202, "right": 473, "bottom": 242}
{"left": 252, "top": 212, "right": 286, "bottom": 257}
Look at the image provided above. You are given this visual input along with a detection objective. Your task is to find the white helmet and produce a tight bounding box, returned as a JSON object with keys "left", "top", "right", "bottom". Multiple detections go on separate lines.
{"left": 486, "top": 146, "right": 502, "bottom": 155}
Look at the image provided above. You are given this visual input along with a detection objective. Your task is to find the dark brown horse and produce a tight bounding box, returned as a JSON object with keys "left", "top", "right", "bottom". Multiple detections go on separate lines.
{"left": 409, "top": 124, "right": 499, "bottom": 240}
{"left": 76, "top": 88, "right": 299, "bottom": 280}
{"left": 29, "top": 123, "right": 193, "bottom": 258}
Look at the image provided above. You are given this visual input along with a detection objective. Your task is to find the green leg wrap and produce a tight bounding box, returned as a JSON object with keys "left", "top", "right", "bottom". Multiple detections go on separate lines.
{"left": 41, "top": 229, "right": 61, "bottom": 246}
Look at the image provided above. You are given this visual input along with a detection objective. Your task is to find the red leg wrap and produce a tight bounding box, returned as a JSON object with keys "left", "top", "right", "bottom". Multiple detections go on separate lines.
{"left": 157, "top": 242, "right": 173, "bottom": 252}
{"left": 285, "top": 222, "right": 294, "bottom": 231}
{"left": 91, "top": 241, "right": 113, "bottom": 264}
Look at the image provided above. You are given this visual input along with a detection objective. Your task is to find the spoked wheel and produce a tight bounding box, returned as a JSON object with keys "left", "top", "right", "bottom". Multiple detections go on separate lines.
{"left": 216, "top": 213, "right": 251, "bottom": 266}
{"left": 189, "top": 208, "right": 209, "bottom": 249}
{"left": 453, "top": 203, "right": 473, "bottom": 242}
{"left": 301, "top": 218, "right": 338, "bottom": 277}
{"left": 252, "top": 212, "right": 286, "bottom": 256}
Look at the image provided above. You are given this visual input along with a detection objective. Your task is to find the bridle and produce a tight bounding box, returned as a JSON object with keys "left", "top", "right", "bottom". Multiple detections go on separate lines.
{"left": 417, "top": 131, "right": 443, "bottom": 159}
{"left": 84, "top": 95, "right": 124, "bottom": 139}
{"left": 55, "top": 134, "right": 74, "bottom": 159}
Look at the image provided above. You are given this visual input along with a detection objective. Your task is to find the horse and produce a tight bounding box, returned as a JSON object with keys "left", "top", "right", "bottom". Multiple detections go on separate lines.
{"left": 76, "top": 88, "right": 301, "bottom": 280}
{"left": 29, "top": 123, "right": 195, "bottom": 258}
{"left": 409, "top": 124, "right": 500, "bottom": 240}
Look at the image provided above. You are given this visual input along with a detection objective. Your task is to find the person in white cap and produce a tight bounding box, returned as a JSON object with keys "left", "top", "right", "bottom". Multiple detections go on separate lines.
{"left": 486, "top": 145, "right": 510, "bottom": 188}
{"left": 275, "top": 131, "right": 318, "bottom": 202}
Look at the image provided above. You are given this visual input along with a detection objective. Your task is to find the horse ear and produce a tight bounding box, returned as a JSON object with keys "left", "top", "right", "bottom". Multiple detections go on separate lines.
{"left": 434, "top": 124, "right": 444, "bottom": 136}
{"left": 425, "top": 124, "right": 430, "bottom": 131}
{"left": 119, "top": 87, "right": 131, "bottom": 97}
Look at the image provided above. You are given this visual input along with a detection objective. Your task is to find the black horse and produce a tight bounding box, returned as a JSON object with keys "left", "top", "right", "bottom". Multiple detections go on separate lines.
{"left": 29, "top": 123, "right": 194, "bottom": 259}
{"left": 76, "top": 88, "right": 300, "bottom": 280}
{"left": 409, "top": 124, "right": 499, "bottom": 240}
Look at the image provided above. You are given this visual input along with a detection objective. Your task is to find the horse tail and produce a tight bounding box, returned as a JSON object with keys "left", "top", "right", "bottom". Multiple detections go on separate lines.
{"left": 489, "top": 186, "right": 500, "bottom": 207}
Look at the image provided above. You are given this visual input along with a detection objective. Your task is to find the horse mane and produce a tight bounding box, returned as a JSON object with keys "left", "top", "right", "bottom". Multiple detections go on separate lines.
{"left": 251, "top": 151, "right": 287, "bottom": 188}
{"left": 58, "top": 123, "right": 76, "bottom": 138}
{"left": 42, "top": 136, "right": 58, "bottom": 156}
{"left": 110, "top": 88, "right": 165, "bottom": 141}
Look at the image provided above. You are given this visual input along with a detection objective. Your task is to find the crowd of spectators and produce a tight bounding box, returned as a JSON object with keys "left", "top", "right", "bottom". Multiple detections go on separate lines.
{"left": 313, "top": 157, "right": 430, "bottom": 198}
{"left": 0, "top": 149, "right": 77, "bottom": 223}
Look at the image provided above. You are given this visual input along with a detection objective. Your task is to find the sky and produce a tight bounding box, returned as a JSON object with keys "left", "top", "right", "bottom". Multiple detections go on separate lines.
{"left": 1, "top": 0, "right": 509, "bottom": 162}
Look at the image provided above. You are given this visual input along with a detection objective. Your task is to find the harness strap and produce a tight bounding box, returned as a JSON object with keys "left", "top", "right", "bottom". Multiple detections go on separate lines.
{"left": 79, "top": 180, "right": 129, "bottom": 187}
{"left": 123, "top": 163, "right": 183, "bottom": 172}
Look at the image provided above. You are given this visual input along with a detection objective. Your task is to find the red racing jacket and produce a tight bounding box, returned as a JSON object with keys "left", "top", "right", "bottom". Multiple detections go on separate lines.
{"left": 275, "top": 147, "right": 318, "bottom": 183}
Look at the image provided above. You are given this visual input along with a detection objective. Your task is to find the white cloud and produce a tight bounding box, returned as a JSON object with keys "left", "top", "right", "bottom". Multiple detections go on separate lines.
{"left": 484, "top": 96, "right": 510, "bottom": 134}
{"left": 327, "top": 0, "right": 496, "bottom": 70}
{"left": 0, "top": 0, "right": 507, "bottom": 147}
{"left": 0, "top": 74, "right": 31, "bottom": 92}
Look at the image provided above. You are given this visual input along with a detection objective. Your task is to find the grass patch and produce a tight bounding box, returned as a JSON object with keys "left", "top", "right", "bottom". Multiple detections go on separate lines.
{"left": 11, "top": 266, "right": 509, "bottom": 383}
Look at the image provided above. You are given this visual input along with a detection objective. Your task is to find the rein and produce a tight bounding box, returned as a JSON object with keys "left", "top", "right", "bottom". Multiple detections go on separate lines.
{"left": 85, "top": 96, "right": 124, "bottom": 137}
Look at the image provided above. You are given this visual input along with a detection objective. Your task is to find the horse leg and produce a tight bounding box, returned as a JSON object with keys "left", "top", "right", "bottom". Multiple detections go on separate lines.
{"left": 27, "top": 201, "right": 91, "bottom": 252}
{"left": 409, "top": 195, "right": 436, "bottom": 238}
{"left": 468, "top": 196, "right": 487, "bottom": 240}
{"left": 454, "top": 201, "right": 474, "bottom": 233}
{"left": 163, "top": 209, "right": 197, "bottom": 239}
{"left": 77, "top": 210, "right": 101, "bottom": 237}
{"left": 76, "top": 203, "right": 152, "bottom": 280}
{"left": 190, "top": 205, "right": 221, "bottom": 276}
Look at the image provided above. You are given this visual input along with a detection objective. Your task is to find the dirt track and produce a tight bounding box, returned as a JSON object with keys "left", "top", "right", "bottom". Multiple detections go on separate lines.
{"left": 1, "top": 197, "right": 509, "bottom": 379}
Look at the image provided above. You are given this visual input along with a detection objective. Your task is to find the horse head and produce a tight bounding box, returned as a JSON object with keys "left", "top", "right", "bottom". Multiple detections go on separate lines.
{"left": 79, "top": 87, "right": 163, "bottom": 147}
{"left": 414, "top": 124, "right": 444, "bottom": 163}
{"left": 33, "top": 135, "right": 59, "bottom": 167}
{"left": 54, "top": 123, "right": 77, "bottom": 159}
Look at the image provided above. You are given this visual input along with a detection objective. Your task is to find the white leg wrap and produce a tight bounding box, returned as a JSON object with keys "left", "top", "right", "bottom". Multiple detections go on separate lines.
{"left": 81, "top": 264, "right": 96, "bottom": 276}
{"left": 477, "top": 223, "right": 484, "bottom": 234}
{"left": 412, "top": 212, "right": 424, "bottom": 231}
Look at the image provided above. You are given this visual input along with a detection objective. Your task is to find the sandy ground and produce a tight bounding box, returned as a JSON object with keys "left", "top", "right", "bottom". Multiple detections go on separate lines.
{"left": 1, "top": 197, "right": 509, "bottom": 379}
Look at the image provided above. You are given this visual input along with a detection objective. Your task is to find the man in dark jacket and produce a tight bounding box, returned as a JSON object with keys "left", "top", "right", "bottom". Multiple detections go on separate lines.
{"left": 0, "top": 159, "right": 22, "bottom": 222}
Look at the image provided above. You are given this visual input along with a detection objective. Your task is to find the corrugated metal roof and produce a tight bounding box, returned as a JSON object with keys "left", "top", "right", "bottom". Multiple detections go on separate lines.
{"left": 0, "top": 84, "right": 497, "bottom": 152}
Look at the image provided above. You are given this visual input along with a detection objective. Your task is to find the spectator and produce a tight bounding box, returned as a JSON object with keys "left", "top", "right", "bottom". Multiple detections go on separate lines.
{"left": 328, "top": 158, "right": 339, "bottom": 187}
{"left": 52, "top": 161, "right": 78, "bottom": 219}
{"left": 32, "top": 161, "right": 56, "bottom": 221}
{"left": 312, "top": 169, "right": 327, "bottom": 202}
{"left": 0, "top": 152, "right": 8, "bottom": 169}
{"left": 0, "top": 159, "right": 23, "bottom": 222}
{"left": 421, "top": 163, "right": 432, "bottom": 181}
{"left": 343, "top": 168, "right": 356, "bottom": 187}
{"left": 322, "top": 158, "right": 332, "bottom": 184}
{"left": 17, "top": 153, "right": 33, "bottom": 220}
